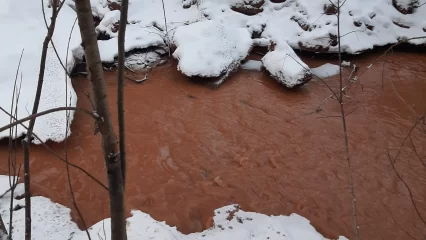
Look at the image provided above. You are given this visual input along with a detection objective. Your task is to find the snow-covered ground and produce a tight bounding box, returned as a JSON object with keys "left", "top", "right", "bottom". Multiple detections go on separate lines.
{"left": 0, "top": 0, "right": 81, "bottom": 143}
{"left": 0, "top": 176, "right": 347, "bottom": 240}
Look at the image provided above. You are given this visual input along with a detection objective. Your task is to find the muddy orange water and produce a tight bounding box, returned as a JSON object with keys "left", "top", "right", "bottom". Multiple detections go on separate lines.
{"left": 1, "top": 51, "right": 426, "bottom": 240}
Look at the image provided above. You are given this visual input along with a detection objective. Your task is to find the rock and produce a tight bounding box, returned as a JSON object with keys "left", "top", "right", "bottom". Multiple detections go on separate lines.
{"left": 291, "top": 16, "right": 316, "bottom": 32}
{"left": 353, "top": 21, "right": 362, "bottom": 27}
{"left": 173, "top": 20, "right": 253, "bottom": 86}
{"left": 392, "top": 0, "right": 419, "bottom": 14}
{"left": 298, "top": 41, "right": 330, "bottom": 52}
{"left": 231, "top": 0, "right": 265, "bottom": 16}
{"left": 262, "top": 41, "right": 312, "bottom": 88}
{"left": 214, "top": 176, "right": 227, "bottom": 187}
{"left": 393, "top": 19, "right": 411, "bottom": 29}
{"left": 108, "top": 0, "right": 121, "bottom": 11}
{"left": 323, "top": 3, "right": 337, "bottom": 15}
{"left": 182, "top": 0, "right": 198, "bottom": 9}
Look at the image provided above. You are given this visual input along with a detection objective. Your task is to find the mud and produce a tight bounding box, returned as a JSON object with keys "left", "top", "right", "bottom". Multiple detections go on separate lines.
{"left": 0, "top": 51, "right": 425, "bottom": 240}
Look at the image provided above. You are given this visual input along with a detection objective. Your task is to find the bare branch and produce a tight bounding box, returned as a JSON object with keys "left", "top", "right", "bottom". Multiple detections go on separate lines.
{"left": 0, "top": 106, "right": 101, "bottom": 133}
{"left": 161, "top": 0, "right": 171, "bottom": 57}
{"left": 387, "top": 151, "right": 426, "bottom": 226}
{"left": 0, "top": 107, "right": 108, "bottom": 191}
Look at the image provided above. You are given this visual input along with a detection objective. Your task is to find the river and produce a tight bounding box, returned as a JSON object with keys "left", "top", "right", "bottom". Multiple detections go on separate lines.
{"left": 0, "top": 50, "right": 425, "bottom": 240}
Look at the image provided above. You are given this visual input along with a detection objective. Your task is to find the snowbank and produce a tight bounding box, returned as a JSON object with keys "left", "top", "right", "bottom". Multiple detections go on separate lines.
{"left": 193, "top": 0, "right": 426, "bottom": 53}
{"left": 173, "top": 20, "right": 253, "bottom": 85}
{"left": 88, "top": 0, "right": 426, "bottom": 87}
{"left": 0, "top": 176, "right": 348, "bottom": 240}
{"left": 0, "top": 0, "right": 81, "bottom": 143}
{"left": 76, "top": 0, "right": 426, "bottom": 55}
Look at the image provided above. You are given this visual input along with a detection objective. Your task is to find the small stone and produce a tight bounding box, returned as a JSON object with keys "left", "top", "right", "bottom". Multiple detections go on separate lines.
{"left": 214, "top": 176, "right": 227, "bottom": 187}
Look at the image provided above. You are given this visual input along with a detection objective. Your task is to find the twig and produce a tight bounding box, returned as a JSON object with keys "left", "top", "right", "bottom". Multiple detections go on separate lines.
{"left": 125, "top": 65, "right": 136, "bottom": 73}
{"left": 24, "top": 1, "right": 60, "bottom": 238}
{"left": 391, "top": 117, "right": 424, "bottom": 165}
{"left": 316, "top": 107, "right": 358, "bottom": 119}
{"left": 387, "top": 151, "right": 426, "bottom": 226}
{"left": 7, "top": 49, "right": 24, "bottom": 239}
{"left": 390, "top": 69, "right": 417, "bottom": 115}
{"left": 64, "top": 99, "right": 92, "bottom": 240}
{"left": 161, "top": 0, "right": 171, "bottom": 57}
{"left": 0, "top": 107, "right": 108, "bottom": 191}
{"left": 64, "top": 18, "right": 92, "bottom": 240}
{"left": 0, "top": 106, "right": 102, "bottom": 133}
{"left": 378, "top": 36, "right": 426, "bottom": 88}
{"left": 124, "top": 73, "right": 148, "bottom": 83}
{"left": 409, "top": 136, "right": 426, "bottom": 169}
{"left": 41, "top": 0, "right": 71, "bottom": 76}
{"left": 82, "top": 90, "right": 96, "bottom": 111}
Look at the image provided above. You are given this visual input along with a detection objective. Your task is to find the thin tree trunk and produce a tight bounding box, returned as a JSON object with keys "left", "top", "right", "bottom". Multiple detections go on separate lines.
{"left": 74, "top": 1, "right": 127, "bottom": 239}
{"left": 23, "top": 1, "right": 59, "bottom": 239}
{"left": 117, "top": 0, "right": 129, "bottom": 188}
{"left": 336, "top": 1, "right": 359, "bottom": 239}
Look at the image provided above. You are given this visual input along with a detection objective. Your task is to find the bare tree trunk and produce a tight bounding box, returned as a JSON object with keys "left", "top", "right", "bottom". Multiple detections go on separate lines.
{"left": 117, "top": 0, "right": 129, "bottom": 188}
{"left": 74, "top": 1, "right": 127, "bottom": 239}
{"left": 23, "top": 1, "right": 59, "bottom": 239}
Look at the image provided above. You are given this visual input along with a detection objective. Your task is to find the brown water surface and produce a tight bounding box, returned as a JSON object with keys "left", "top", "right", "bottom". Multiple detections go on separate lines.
{"left": 1, "top": 51, "right": 426, "bottom": 240}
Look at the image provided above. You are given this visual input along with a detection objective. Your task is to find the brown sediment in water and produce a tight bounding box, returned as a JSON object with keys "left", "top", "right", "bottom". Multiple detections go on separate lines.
{"left": 0, "top": 51, "right": 426, "bottom": 240}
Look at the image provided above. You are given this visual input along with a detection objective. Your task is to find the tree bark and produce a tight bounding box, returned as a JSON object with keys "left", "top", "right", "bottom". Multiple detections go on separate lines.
{"left": 74, "top": 1, "right": 127, "bottom": 240}
{"left": 117, "top": 0, "right": 129, "bottom": 188}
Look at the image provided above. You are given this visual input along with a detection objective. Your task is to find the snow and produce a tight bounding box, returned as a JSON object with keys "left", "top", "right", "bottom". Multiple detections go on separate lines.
{"left": 97, "top": 23, "right": 166, "bottom": 62}
{"left": 341, "top": 61, "right": 351, "bottom": 67}
{"left": 0, "top": 0, "right": 81, "bottom": 143}
{"left": 311, "top": 64, "right": 341, "bottom": 78}
{"left": 173, "top": 20, "right": 253, "bottom": 83}
{"left": 190, "top": 0, "right": 426, "bottom": 53}
{"left": 241, "top": 60, "right": 263, "bottom": 71}
{"left": 0, "top": 176, "right": 348, "bottom": 240}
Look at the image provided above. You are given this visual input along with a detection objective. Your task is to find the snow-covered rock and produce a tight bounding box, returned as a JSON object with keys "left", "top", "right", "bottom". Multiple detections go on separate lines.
{"left": 173, "top": 20, "right": 253, "bottom": 85}
{"left": 98, "top": 23, "right": 166, "bottom": 62}
{"left": 262, "top": 42, "right": 312, "bottom": 88}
